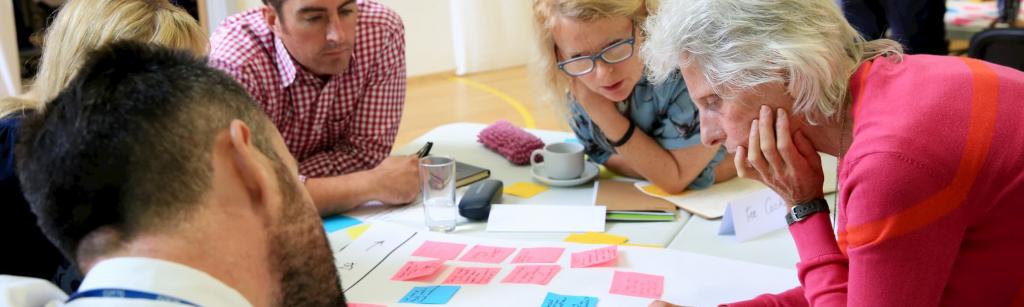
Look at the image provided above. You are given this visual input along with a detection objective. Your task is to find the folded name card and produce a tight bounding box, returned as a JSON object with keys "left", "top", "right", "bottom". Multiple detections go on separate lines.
{"left": 718, "top": 189, "right": 789, "bottom": 242}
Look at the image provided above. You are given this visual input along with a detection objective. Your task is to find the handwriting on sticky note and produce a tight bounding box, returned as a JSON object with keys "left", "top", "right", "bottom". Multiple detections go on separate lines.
{"left": 511, "top": 247, "right": 565, "bottom": 264}
{"left": 564, "top": 232, "right": 628, "bottom": 245}
{"left": 442, "top": 267, "right": 501, "bottom": 284}
{"left": 458, "top": 245, "right": 516, "bottom": 263}
{"left": 570, "top": 245, "right": 617, "bottom": 268}
{"left": 541, "top": 292, "right": 599, "bottom": 307}
{"left": 501, "top": 265, "right": 561, "bottom": 285}
{"left": 505, "top": 182, "right": 549, "bottom": 198}
{"left": 399, "top": 285, "right": 461, "bottom": 304}
{"left": 391, "top": 260, "right": 445, "bottom": 281}
{"left": 412, "top": 241, "right": 467, "bottom": 260}
{"left": 609, "top": 271, "right": 664, "bottom": 299}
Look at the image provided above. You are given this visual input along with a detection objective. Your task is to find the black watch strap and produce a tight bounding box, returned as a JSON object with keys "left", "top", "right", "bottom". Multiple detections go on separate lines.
{"left": 785, "top": 198, "right": 829, "bottom": 226}
{"left": 608, "top": 120, "right": 635, "bottom": 147}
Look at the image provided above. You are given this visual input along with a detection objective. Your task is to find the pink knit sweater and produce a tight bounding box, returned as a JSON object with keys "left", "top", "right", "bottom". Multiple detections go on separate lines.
{"left": 729, "top": 55, "right": 1024, "bottom": 306}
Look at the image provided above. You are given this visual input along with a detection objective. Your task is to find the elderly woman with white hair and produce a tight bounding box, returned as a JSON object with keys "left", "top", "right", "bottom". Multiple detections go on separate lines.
{"left": 642, "top": 0, "right": 1024, "bottom": 306}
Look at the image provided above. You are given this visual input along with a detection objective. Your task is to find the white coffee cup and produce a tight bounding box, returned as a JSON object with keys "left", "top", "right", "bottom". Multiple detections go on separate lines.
{"left": 530, "top": 142, "right": 585, "bottom": 180}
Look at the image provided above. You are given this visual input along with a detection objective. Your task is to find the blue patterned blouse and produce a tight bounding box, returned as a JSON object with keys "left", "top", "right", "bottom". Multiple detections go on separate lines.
{"left": 567, "top": 70, "right": 726, "bottom": 190}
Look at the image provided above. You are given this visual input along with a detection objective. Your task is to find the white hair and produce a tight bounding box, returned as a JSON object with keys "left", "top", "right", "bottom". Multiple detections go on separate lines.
{"left": 641, "top": 0, "right": 902, "bottom": 123}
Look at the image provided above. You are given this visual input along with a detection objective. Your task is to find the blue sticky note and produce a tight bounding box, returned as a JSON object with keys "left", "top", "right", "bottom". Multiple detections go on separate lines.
{"left": 399, "top": 286, "right": 460, "bottom": 304}
{"left": 541, "top": 292, "right": 598, "bottom": 307}
{"left": 564, "top": 138, "right": 580, "bottom": 144}
{"left": 322, "top": 215, "right": 361, "bottom": 233}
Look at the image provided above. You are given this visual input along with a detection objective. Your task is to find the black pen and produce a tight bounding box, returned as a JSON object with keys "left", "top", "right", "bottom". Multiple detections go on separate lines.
{"left": 416, "top": 142, "right": 434, "bottom": 158}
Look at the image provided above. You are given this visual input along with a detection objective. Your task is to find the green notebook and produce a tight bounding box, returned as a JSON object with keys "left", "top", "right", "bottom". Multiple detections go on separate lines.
{"left": 455, "top": 161, "right": 490, "bottom": 188}
{"left": 596, "top": 179, "right": 678, "bottom": 222}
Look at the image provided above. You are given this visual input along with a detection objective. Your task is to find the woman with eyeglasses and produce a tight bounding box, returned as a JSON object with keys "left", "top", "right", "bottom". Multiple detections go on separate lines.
{"left": 532, "top": 0, "right": 736, "bottom": 193}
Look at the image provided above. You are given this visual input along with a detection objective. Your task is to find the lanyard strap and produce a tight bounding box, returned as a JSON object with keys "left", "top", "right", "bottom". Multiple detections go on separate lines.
{"left": 67, "top": 288, "right": 200, "bottom": 306}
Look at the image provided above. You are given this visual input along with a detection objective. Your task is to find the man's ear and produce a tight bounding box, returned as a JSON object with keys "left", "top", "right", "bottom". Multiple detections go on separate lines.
{"left": 262, "top": 5, "right": 283, "bottom": 35}
{"left": 228, "top": 120, "right": 275, "bottom": 219}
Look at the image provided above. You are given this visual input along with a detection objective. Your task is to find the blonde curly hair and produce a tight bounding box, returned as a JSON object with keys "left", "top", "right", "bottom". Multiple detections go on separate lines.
{"left": 531, "top": 0, "right": 659, "bottom": 108}
{"left": 1, "top": 0, "right": 207, "bottom": 119}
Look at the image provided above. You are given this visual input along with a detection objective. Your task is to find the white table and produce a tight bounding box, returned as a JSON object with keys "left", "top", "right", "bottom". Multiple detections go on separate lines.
{"left": 344, "top": 123, "right": 690, "bottom": 246}
{"left": 345, "top": 122, "right": 812, "bottom": 269}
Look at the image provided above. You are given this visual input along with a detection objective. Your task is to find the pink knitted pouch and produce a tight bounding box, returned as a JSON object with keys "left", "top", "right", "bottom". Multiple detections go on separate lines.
{"left": 478, "top": 121, "right": 545, "bottom": 165}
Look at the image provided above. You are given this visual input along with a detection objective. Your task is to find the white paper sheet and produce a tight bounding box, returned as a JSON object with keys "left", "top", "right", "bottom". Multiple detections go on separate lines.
{"left": 486, "top": 205, "right": 606, "bottom": 232}
{"left": 334, "top": 222, "right": 800, "bottom": 307}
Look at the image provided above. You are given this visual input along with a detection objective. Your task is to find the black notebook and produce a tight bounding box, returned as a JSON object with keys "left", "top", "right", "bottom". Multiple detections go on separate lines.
{"left": 455, "top": 162, "right": 490, "bottom": 188}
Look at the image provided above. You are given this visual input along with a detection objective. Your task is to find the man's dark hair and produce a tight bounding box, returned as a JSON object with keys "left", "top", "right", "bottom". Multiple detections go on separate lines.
{"left": 263, "top": 0, "right": 286, "bottom": 19}
{"left": 16, "top": 41, "right": 281, "bottom": 263}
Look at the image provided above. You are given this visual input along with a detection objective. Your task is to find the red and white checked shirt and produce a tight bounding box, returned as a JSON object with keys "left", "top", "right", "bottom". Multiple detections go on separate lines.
{"left": 208, "top": 0, "right": 406, "bottom": 177}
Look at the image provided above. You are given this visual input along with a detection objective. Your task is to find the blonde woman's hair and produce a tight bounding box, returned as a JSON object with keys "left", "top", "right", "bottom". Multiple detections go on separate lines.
{"left": 531, "top": 0, "right": 659, "bottom": 108}
{"left": 0, "top": 0, "right": 207, "bottom": 119}
{"left": 642, "top": 0, "right": 902, "bottom": 124}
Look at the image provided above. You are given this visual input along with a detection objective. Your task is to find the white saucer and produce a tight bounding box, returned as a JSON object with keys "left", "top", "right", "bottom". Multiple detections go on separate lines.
{"left": 531, "top": 162, "right": 600, "bottom": 187}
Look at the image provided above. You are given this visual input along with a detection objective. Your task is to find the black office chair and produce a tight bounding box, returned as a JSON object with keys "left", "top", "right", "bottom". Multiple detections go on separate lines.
{"left": 968, "top": 28, "right": 1024, "bottom": 71}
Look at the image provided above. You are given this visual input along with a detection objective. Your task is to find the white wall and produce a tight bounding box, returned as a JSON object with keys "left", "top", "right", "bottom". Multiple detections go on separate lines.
{"left": 1, "top": 0, "right": 22, "bottom": 98}
{"left": 449, "top": 0, "right": 533, "bottom": 75}
{"left": 208, "top": 0, "right": 532, "bottom": 77}
{"left": 377, "top": 0, "right": 456, "bottom": 77}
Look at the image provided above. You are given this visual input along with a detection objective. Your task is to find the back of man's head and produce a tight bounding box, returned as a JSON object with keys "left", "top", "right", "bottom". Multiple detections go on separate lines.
{"left": 16, "top": 41, "right": 279, "bottom": 264}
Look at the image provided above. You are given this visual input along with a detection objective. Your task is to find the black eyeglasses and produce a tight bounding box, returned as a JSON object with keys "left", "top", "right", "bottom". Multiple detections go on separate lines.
{"left": 557, "top": 26, "right": 636, "bottom": 77}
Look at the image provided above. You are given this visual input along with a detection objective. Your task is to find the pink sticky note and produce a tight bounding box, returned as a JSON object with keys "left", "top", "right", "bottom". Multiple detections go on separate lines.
{"left": 412, "top": 241, "right": 467, "bottom": 260}
{"left": 570, "top": 245, "right": 618, "bottom": 268}
{"left": 609, "top": 271, "right": 664, "bottom": 299}
{"left": 511, "top": 247, "right": 565, "bottom": 264}
{"left": 458, "top": 245, "right": 516, "bottom": 263}
{"left": 500, "top": 265, "right": 562, "bottom": 285}
{"left": 441, "top": 267, "right": 501, "bottom": 284}
{"left": 348, "top": 304, "right": 386, "bottom": 307}
{"left": 391, "top": 260, "right": 446, "bottom": 282}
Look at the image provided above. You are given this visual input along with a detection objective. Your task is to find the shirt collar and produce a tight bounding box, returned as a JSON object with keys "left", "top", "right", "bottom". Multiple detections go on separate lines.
{"left": 77, "top": 257, "right": 253, "bottom": 307}
{"left": 274, "top": 37, "right": 299, "bottom": 88}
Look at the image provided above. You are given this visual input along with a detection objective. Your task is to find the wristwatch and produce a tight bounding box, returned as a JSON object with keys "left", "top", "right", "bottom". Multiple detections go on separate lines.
{"left": 785, "top": 198, "right": 830, "bottom": 226}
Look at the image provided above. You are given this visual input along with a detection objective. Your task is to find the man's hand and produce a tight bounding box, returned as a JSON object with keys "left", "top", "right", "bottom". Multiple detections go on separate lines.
{"left": 368, "top": 155, "right": 421, "bottom": 205}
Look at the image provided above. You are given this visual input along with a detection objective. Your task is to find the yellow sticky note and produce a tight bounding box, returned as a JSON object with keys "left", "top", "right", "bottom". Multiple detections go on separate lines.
{"left": 598, "top": 165, "right": 622, "bottom": 179}
{"left": 564, "top": 232, "right": 629, "bottom": 245}
{"left": 640, "top": 184, "right": 683, "bottom": 197}
{"left": 346, "top": 223, "right": 371, "bottom": 240}
{"left": 505, "top": 182, "right": 549, "bottom": 198}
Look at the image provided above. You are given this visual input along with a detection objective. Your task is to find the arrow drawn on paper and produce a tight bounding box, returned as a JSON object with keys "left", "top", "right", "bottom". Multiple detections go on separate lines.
{"left": 366, "top": 241, "right": 385, "bottom": 251}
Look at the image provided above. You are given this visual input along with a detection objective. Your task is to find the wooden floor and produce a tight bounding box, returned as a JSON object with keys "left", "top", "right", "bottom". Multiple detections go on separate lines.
{"left": 395, "top": 66, "right": 570, "bottom": 148}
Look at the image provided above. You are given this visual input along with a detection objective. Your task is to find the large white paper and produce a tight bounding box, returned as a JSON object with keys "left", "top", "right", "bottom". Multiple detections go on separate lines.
{"left": 637, "top": 153, "right": 839, "bottom": 219}
{"left": 486, "top": 205, "right": 606, "bottom": 232}
{"left": 334, "top": 222, "right": 799, "bottom": 307}
{"left": 718, "top": 189, "right": 789, "bottom": 242}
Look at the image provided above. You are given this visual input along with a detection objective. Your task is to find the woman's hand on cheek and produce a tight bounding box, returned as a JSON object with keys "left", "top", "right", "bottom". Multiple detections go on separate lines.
{"left": 570, "top": 78, "right": 614, "bottom": 112}
{"left": 734, "top": 106, "right": 824, "bottom": 206}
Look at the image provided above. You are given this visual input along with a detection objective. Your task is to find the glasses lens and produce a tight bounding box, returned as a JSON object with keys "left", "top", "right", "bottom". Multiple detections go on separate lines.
{"left": 602, "top": 42, "right": 634, "bottom": 64}
{"left": 562, "top": 58, "right": 594, "bottom": 76}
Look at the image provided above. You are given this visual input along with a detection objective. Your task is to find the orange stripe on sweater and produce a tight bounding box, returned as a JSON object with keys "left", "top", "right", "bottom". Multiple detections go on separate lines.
{"left": 852, "top": 61, "right": 874, "bottom": 121}
{"left": 840, "top": 58, "right": 999, "bottom": 248}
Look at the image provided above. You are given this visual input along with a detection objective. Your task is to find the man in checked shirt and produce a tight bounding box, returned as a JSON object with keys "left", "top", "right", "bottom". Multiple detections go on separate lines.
{"left": 209, "top": 0, "right": 418, "bottom": 215}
